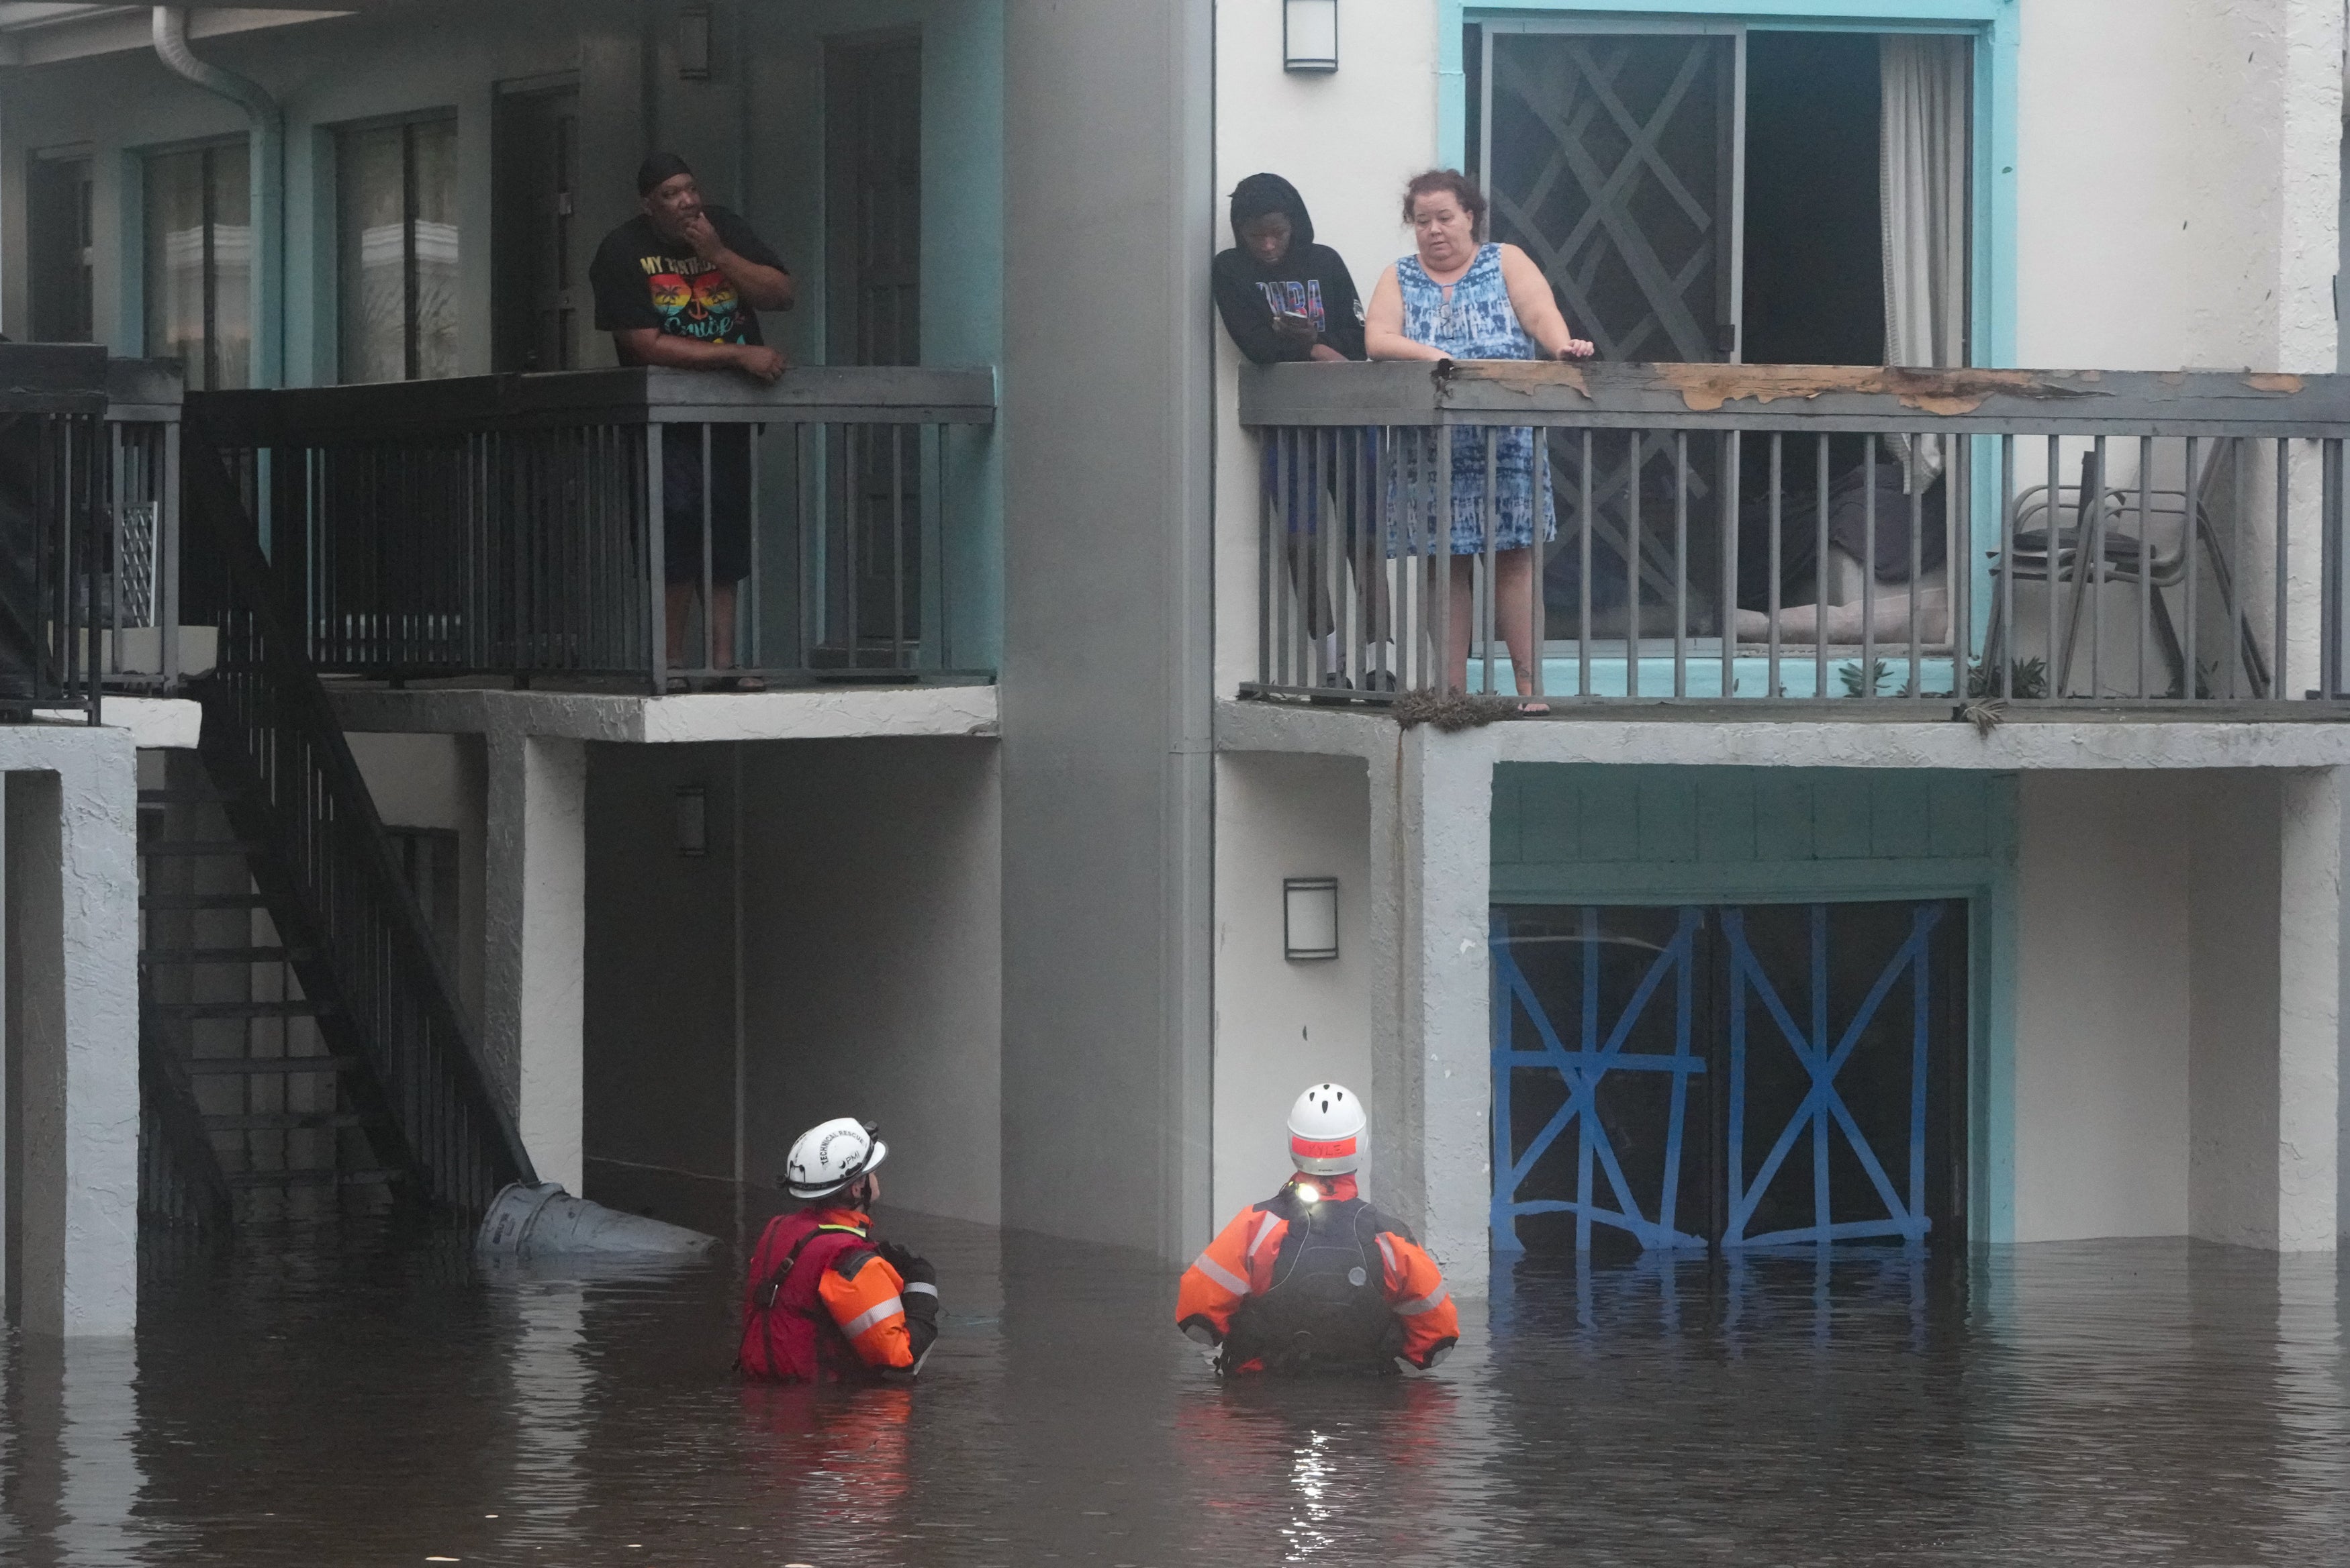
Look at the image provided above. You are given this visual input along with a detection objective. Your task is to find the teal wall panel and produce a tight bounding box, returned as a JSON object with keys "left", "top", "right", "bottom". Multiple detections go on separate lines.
{"left": 1496, "top": 765, "right": 2004, "bottom": 889}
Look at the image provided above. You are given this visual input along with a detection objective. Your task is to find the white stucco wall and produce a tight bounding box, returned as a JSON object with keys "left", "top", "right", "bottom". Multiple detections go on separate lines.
{"left": 2013, "top": 773, "right": 2193, "bottom": 1242}
{"left": 582, "top": 738, "right": 1002, "bottom": 1227}
{"left": 344, "top": 732, "right": 466, "bottom": 831}
{"left": 0, "top": 728, "right": 140, "bottom": 1338}
{"left": 739, "top": 739, "right": 1002, "bottom": 1226}
{"left": 1211, "top": 751, "right": 1375, "bottom": 1219}
{"left": 2015, "top": 0, "right": 2342, "bottom": 375}
{"left": 2188, "top": 771, "right": 2285, "bottom": 1244}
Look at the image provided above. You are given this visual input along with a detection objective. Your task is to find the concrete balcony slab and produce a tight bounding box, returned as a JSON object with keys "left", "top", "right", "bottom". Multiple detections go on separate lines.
{"left": 1217, "top": 698, "right": 2350, "bottom": 772}
{"left": 326, "top": 684, "right": 1000, "bottom": 746}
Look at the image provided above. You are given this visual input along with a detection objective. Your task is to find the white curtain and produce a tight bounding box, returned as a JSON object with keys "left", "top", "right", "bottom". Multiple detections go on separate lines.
{"left": 1881, "top": 34, "right": 1971, "bottom": 487}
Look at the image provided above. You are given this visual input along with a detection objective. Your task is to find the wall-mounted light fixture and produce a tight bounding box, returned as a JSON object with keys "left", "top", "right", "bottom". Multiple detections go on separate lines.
{"left": 675, "top": 784, "right": 708, "bottom": 856}
{"left": 1284, "top": 877, "right": 1340, "bottom": 961}
{"left": 678, "top": 3, "right": 714, "bottom": 81}
{"left": 1284, "top": 0, "right": 1339, "bottom": 73}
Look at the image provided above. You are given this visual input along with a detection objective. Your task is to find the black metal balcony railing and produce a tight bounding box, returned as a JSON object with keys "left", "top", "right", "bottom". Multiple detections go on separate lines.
{"left": 101, "top": 357, "right": 185, "bottom": 692}
{"left": 0, "top": 343, "right": 109, "bottom": 722}
{"left": 1241, "top": 361, "right": 2350, "bottom": 710}
{"left": 189, "top": 366, "right": 998, "bottom": 691}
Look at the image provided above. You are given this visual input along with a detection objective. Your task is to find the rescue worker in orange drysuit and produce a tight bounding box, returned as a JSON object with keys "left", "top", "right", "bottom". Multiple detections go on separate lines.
{"left": 737, "top": 1118, "right": 939, "bottom": 1383}
{"left": 1176, "top": 1083, "right": 1459, "bottom": 1374}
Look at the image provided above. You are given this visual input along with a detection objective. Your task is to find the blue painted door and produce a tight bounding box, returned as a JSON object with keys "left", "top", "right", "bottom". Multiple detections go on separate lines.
{"left": 1492, "top": 901, "right": 1965, "bottom": 1254}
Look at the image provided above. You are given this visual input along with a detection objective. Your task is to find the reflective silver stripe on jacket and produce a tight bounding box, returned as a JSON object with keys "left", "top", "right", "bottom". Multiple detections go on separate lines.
{"left": 841, "top": 1295, "right": 906, "bottom": 1338}
{"left": 1396, "top": 1286, "right": 1450, "bottom": 1317}
{"left": 1191, "top": 1252, "right": 1250, "bottom": 1295}
{"left": 1246, "top": 1210, "right": 1283, "bottom": 1261}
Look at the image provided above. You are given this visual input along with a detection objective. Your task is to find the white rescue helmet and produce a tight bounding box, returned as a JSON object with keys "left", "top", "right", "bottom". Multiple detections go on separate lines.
{"left": 1287, "top": 1083, "right": 1367, "bottom": 1175}
{"left": 784, "top": 1117, "right": 888, "bottom": 1200}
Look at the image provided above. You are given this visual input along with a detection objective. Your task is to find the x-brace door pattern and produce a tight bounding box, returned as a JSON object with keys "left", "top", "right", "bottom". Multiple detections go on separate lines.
{"left": 1485, "top": 27, "right": 1740, "bottom": 364}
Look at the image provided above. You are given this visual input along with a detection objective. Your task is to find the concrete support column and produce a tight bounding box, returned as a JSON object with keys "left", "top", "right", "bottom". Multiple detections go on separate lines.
{"left": 484, "top": 735, "right": 588, "bottom": 1193}
{"left": 1398, "top": 726, "right": 1495, "bottom": 1292}
{"left": 1366, "top": 742, "right": 1414, "bottom": 1228}
{"left": 2277, "top": 767, "right": 2345, "bottom": 1249}
{"left": 2, "top": 740, "right": 139, "bottom": 1338}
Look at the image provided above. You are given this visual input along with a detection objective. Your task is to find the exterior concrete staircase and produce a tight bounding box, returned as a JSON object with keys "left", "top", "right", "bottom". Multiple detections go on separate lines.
{"left": 137, "top": 755, "right": 416, "bottom": 1228}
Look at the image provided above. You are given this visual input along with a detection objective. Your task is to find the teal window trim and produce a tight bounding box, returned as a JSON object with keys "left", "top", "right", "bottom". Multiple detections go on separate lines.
{"left": 1439, "top": 0, "right": 2018, "bottom": 369}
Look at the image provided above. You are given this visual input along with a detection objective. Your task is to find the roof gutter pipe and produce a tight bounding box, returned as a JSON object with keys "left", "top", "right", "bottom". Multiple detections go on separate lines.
{"left": 151, "top": 7, "right": 284, "bottom": 387}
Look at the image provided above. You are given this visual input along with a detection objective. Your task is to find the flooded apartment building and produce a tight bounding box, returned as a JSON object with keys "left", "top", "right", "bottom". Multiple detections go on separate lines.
{"left": 0, "top": 0, "right": 2343, "bottom": 1350}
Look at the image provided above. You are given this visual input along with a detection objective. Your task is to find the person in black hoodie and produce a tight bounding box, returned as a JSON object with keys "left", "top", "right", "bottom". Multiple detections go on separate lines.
{"left": 1214, "top": 174, "right": 1389, "bottom": 687}
{"left": 1213, "top": 173, "right": 1366, "bottom": 364}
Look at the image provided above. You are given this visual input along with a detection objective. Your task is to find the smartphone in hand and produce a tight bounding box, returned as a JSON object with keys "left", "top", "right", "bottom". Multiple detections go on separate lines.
{"left": 1274, "top": 307, "right": 1315, "bottom": 335}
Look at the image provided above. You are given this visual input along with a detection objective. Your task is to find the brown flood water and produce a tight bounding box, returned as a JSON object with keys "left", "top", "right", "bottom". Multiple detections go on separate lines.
{"left": 3, "top": 1189, "right": 2347, "bottom": 1566}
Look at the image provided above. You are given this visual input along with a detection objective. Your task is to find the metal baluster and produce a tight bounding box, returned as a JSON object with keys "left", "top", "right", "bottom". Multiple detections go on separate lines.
{"left": 2045, "top": 435, "right": 2062, "bottom": 697}
{"left": 1628, "top": 431, "right": 1643, "bottom": 699}
{"left": 1579, "top": 429, "right": 1593, "bottom": 702}
{"left": 1863, "top": 437, "right": 1877, "bottom": 697}
{"left": 749, "top": 422, "right": 765, "bottom": 673}
{"left": 2230, "top": 434, "right": 2247, "bottom": 700}
{"left": 2137, "top": 436, "right": 2154, "bottom": 699}
{"left": 1673, "top": 430, "right": 1688, "bottom": 697}
{"left": 1769, "top": 434, "right": 1783, "bottom": 698}
{"left": 1327, "top": 428, "right": 1346, "bottom": 688}
{"left": 1483, "top": 429, "right": 1499, "bottom": 698}
{"left": 1999, "top": 435, "right": 2016, "bottom": 699}
{"left": 702, "top": 424, "right": 717, "bottom": 675}
{"left": 1721, "top": 430, "right": 1740, "bottom": 701}
{"left": 2183, "top": 436, "right": 2200, "bottom": 700}
{"left": 1531, "top": 431, "right": 1548, "bottom": 702}
{"left": 1437, "top": 426, "right": 1454, "bottom": 693}
{"left": 892, "top": 424, "right": 908, "bottom": 672}
{"left": 1814, "top": 435, "right": 1829, "bottom": 702}
{"left": 645, "top": 422, "right": 667, "bottom": 695}
{"left": 2089, "top": 436, "right": 2106, "bottom": 699}
{"left": 2331, "top": 439, "right": 2347, "bottom": 697}
{"left": 1275, "top": 430, "right": 1294, "bottom": 689}
{"left": 1908, "top": 436, "right": 1924, "bottom": 703}
{"left": 2275, "top": 438, "right": 2291, "bottom": 701}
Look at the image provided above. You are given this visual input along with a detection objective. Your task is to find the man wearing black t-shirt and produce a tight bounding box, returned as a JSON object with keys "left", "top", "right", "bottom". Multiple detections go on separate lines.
{"left": 590, "top": 153, "right": 794, "bottom": 687}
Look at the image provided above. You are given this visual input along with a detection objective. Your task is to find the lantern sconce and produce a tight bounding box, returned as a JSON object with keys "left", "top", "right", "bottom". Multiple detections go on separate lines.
{"left": 1284, "top": 0, "right": 1339, "bottom": 73}
{"left": 1284, "top": 877, "right": 1340, "bottom": 961}
{"left": 675, "top": 784, "right": 708, "bottom": 856}
{"left": 678, "top": 3, "right": 714, "bottom": 81}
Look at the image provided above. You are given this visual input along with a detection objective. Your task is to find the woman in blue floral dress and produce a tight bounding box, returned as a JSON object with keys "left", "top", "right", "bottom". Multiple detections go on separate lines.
{"left": 1365, "top": 170, "right": 1594, "bottom": 710}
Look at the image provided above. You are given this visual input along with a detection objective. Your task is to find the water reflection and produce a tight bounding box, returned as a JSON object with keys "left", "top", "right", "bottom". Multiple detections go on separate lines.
{"left": 2, "top": 1337, "right": 146, "bottom": 1568}
{"left": 0, "top": 1224, "right": 2341, "bottom": 1565}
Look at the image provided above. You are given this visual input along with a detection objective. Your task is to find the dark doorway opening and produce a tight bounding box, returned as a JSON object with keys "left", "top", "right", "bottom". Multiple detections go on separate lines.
{"left": 27, "top": 154, "right": 94, "bottom": 344}
{"left": 825, "top": 36, "right": 921, "bottom": 367}
{"left": 1492, "top": 899, "right": 1968, "bottom": 1257}
{"left": 491, "top": 83, "right": 582, "bottom": 373}
{"left": 823, "top": 36, "right": 924, "bottom": 656}
{"left": 1742, "top": 32, "right": 1885, "bottom": 367}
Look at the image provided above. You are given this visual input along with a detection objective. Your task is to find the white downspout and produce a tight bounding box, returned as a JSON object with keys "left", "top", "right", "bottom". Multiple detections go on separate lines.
{"left": 150, "top": 7, "right": 284, "bottom": 387}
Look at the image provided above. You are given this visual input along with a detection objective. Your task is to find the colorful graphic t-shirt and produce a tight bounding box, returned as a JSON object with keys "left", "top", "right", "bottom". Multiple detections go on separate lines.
{"left": 589, "top": 207, "right": 788, "bottom": 348}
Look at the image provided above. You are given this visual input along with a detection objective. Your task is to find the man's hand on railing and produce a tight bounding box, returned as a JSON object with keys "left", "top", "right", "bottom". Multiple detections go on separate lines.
{"left": 731, "top": 345, "right": 788, "bottom": 385}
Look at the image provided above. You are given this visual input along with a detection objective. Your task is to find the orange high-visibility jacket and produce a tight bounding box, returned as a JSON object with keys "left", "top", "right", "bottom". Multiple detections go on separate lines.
{"left": 1175, "top": 1173, "right": 1460, "bottom": 1370}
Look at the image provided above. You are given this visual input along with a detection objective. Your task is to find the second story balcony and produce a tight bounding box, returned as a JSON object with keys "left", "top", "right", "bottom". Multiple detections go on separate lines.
{"left": 183, "top": 365, "right": 1000, "bottom": 695}
{"left": 1241, "top": 361, "right": 2350, "bottom": 718}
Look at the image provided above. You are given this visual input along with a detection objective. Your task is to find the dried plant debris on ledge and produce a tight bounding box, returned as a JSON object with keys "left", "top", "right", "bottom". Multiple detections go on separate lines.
{"left": 1393, "top": 691, "right": 1521, "bottom": 731}
{"left": 1957, "top": 697, "right": 2007, "bottom": 735}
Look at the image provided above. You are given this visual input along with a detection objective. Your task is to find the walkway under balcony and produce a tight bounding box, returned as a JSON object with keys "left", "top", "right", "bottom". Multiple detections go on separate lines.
{"left": 1239, "top": 361, "right": 2350, "bottom": 722}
